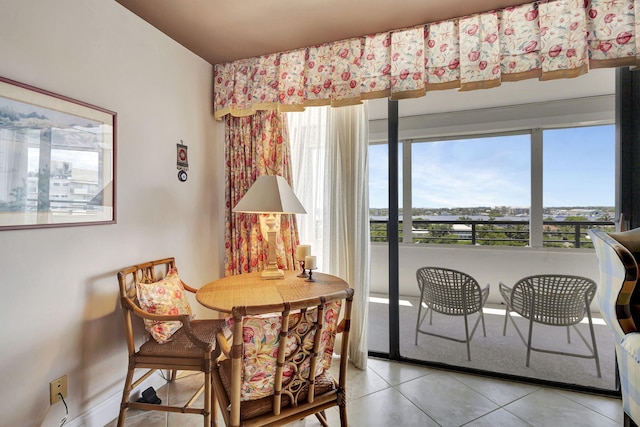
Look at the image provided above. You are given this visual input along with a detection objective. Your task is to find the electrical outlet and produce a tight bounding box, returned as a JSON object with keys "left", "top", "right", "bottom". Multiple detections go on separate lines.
{"left": 49, "top": 375, "right": 67, "bottom": 405}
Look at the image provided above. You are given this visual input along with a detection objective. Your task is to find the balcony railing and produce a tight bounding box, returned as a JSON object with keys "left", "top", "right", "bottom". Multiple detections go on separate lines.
{"left": 370, "top": 219, "right": 615, "bottom": 248}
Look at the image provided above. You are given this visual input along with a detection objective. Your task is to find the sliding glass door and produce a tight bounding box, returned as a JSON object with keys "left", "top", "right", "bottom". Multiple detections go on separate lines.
{"left": 367, "top": 69, "right": 618, "bottom": 393}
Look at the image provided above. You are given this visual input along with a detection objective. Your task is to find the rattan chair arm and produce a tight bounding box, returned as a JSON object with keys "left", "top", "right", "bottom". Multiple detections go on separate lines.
{"left": 180, "top": 280, "right": 198, "bottom": 294}
{"left": 123, "top": 297, "right": 194, "bottom": 324}
{"left": 215, "top": 331, "right": 231, "bottom": 359}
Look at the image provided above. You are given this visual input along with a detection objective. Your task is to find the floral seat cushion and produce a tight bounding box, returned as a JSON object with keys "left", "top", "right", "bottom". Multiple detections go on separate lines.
{"left": 226, "top": 300, "right": 341, "bottom": 401}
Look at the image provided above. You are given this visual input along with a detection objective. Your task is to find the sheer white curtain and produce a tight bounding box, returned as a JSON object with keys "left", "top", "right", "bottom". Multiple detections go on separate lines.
{"left": 288, "top": 104, "right": 370, "bottom": 370}
{"left": 289, "top": 107, "right": 327, "bottom": 270}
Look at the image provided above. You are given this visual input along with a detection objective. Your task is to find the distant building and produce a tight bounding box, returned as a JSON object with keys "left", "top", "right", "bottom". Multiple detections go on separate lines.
{"left": 453, "top": 223, "right": 472, "bottom": 239}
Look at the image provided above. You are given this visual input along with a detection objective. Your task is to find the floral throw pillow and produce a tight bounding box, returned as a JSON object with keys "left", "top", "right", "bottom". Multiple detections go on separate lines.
{"left": 136, "top": 268, "right": 194, "bottom": 344}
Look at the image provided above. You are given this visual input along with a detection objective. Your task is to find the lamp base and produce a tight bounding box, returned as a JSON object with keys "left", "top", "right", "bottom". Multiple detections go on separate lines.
{"left": 261, "top": 267, "right": 285, "bottom": 280}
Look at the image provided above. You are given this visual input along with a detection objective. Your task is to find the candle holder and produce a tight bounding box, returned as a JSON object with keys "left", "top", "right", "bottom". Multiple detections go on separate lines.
{"left": 297, "top": 260, "right": 308, "bottom": 278}
{"left": 305, "top": 268, "right": 317, "bottom": 282}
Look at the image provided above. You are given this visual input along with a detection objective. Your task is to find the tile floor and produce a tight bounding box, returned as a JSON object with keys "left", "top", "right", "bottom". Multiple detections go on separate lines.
{"left": 109, "top": 357, "right": 623, "bottom": 427}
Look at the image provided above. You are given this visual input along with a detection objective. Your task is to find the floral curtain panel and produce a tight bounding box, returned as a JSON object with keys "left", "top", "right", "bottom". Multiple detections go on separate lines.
{"left": 213, "top": 0, "right": 640, "bottom": 119}
{"left": 224, "top": 110, "right": 299, "bottom": 276}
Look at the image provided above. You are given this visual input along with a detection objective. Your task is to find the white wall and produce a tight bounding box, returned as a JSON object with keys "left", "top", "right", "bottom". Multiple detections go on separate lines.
{"left": 0, "top": 1, "right": 224, "bottom": 426}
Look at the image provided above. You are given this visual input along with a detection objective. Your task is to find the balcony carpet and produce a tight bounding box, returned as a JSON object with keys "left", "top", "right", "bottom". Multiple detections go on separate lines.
{"left": 368, "top": 294, "right": 616, "bottom": 391}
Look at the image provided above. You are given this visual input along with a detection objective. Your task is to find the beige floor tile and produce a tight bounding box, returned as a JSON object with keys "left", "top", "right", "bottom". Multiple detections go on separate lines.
{"left": 117, "top": 408, "right": 167, "bottom": 426}
{"left": 339, "top": 362, "right": 391, "bottom": 401}
{"left": 504, "top": 388, "right": 620, "bottom": 427}
{"left": 396, "top": 372, "right": 499, "bottom": 427}
{"left": 344, "top": 387, "right": 439, "bottom": 426}
{"left": 554, "top": 388, "right": 623, "bottom": 423}
{"left": 284, "top": 408, "right": 340, "bottom": 426}
{"left": 167, "top": 411, "right": 207, "bottom": 426}
{"left": 447, "top": 371, "right": 540, "bottom": 406}
{"left": 166, "top": 372, "right": 205, "bottom": 406}
{"left": 464, "top": 408, "right": 532, "bottom": 426}
{"left": 367, "top": 356, "right": 436, "bottom": 386}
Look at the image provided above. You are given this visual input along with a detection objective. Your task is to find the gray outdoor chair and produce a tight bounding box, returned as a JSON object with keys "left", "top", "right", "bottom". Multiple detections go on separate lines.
{"left": 415, "top": 267, "right": 490, "bottom": 361}
{"left": 499, "top": 274, "right": 601, "bottom": 377}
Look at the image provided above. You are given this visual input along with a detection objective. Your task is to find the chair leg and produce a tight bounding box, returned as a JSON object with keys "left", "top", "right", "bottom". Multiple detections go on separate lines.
{"left": 415, "top": 300, "right": 431, "bottom": 345}
{"left": 315, "top": 410, "right": 330, "bottom": 427}
{"left": 526, "top": 316, "right": 534, "bottom": 367}
{"left": 502, "top": 306, "right": 510, "bottom": 336}
{"left": 463, "top": 313, "right": 471, "bottom": 361}
{"left": 339, "top": 402, "right": 348, "bottom": 427}
{"left": 117, "top": 366, "right": 135, "bottom": 427}
{"left": 587, "top": 314, "right": 601, "bottom": 378}
{"left": 415, "top": 297, "right": 423, "bottom": 345}
{"left": 204, "top": 364, "right": 212, "bottom": 427}
{"left": 566, "top": 326, "right": 571, "bottom": 344}
{"left": 211, "top": 375, "right": 218, "bottom": 426}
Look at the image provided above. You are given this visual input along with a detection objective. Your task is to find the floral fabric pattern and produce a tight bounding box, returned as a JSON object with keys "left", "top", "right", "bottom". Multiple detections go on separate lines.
{"left": 391, "top": 27, "right": 425, "bottom": 98}
{"left": 252, "top": 53, "right": 280, "bottom": 110}
{"left": 587, "top": 0, "right": 639, "bottom": 64}
{"left": 425, "top": 20, "right": 461, "bottom": 89}
{"left": 227, "top": 301, "right": 342, "bottom": 401}
{"left": 213, "top": 0, "right": 640, "bottom": 119}
{"left": 278, "top": 50, "right": 307, "bottom": 110}
{"left": 331, "top": 38, "right": 363, "bottom": 105}
{"left": 305, "top": 43, "right": 334, "bottom": 105}
{"left": 224, "top": 110, "right": 299, "bottom": 276}
{"left": 136, "top": 268, "right": 194, "bottom": 344}
{"left": 459, "top": 12, "right": 501, "bottom": 90}
{"left": 361, "top": 33, "right": 392, "bottom": 99}
{"left": 539, "top": 0, "right": 589, "bottom": 78}
{"left": 499, "top": 3, "right": 542, "bottom": 80}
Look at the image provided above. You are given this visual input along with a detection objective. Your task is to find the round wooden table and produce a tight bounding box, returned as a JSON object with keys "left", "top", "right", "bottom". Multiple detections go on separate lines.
{"left": 196, "top": 270, "right": 350, "bottom": 313}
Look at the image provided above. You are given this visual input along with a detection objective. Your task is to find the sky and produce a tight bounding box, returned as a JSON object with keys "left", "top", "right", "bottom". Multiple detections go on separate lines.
{"left": 28, "top": 147, "right": 99, "bottom": 173}
{"left": 369, "top": 125, "right": 615, "bottom": 209}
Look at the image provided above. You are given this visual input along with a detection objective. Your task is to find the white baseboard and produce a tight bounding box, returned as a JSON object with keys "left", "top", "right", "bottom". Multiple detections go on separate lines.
{"left": 66, "top": 375, "right": 167, "bottom": 427}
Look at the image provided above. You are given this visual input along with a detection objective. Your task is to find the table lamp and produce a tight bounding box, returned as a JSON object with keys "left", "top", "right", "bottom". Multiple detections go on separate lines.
{"left": 233, "top": 175, "right": 306, "bottom": 279}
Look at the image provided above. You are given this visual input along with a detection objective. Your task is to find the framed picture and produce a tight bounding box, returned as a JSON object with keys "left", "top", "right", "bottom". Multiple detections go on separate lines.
{"left": 0, "top": 76, "right": 116, "bottom": 230}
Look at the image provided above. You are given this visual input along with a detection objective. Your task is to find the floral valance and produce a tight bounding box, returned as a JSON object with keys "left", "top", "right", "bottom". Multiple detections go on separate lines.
{"left": 213, "top": 0, "right": 640, "bottom": 120}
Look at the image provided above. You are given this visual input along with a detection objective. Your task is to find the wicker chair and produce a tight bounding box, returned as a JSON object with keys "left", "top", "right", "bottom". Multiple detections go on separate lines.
{"left": 414, "top": 267, "right": 490, "bottom": 361}
{"left": 212, "top": 288, "right": 354, "bottom": 427}
{"left": 116, "top": 257, "right": 225, "bottom": 427}
{"left": 499, "top": 274, "right": 600, "bottom": 377}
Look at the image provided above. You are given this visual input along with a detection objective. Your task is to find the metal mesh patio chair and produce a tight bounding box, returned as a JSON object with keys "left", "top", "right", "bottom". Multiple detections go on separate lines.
{"left": 414, "top": 267, "right": 490, "bottom": 361}
{"left": 499, "top": 274, "right": 601, "bottom": 377}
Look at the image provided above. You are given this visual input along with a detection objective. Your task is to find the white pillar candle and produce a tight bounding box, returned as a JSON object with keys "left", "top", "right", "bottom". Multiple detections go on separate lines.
{"left": 305, "top": 255, "right": 317, "bottom": 270}
{"left": 296, "top": 244, "right": 311, "bottom": 261}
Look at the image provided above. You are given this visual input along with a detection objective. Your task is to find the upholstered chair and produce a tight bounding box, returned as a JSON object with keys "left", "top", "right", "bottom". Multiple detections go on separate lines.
{"left": 590, "top": 228, "right": 640, "bottom": 427}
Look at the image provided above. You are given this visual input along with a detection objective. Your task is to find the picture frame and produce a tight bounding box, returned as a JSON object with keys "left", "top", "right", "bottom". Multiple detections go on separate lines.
{"left": 0, "top": 76, "right": 116, "bottom": 230}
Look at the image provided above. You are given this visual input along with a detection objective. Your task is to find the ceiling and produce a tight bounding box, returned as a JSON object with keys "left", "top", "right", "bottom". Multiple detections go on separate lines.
{"left": 115, "top": 0, "right": 531, "bottom": 65}
{"left": 367, "top": 67, "right": 615, "bottom": 119}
